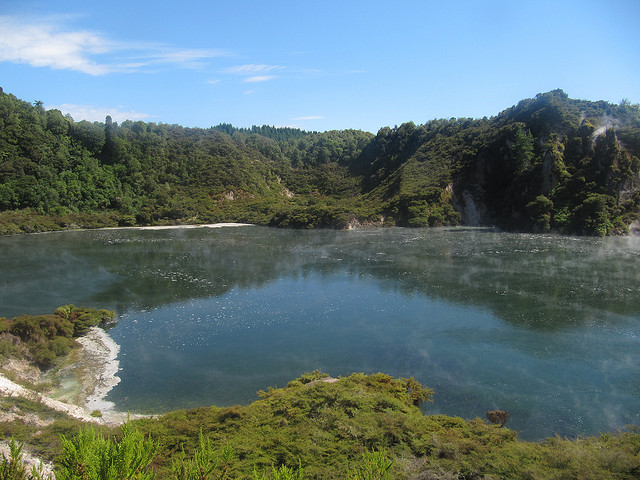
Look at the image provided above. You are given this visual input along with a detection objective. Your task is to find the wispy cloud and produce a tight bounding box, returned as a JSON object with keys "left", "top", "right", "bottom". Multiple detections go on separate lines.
{"left": 243, "top": 75, "right": 276, "bottom": 83}
{"left": 0, "top": 15, "right": 229, "bottom": 75}
{"left": 223, "top": 64, "right": 284, "bottom": 75}
{"left": 292, "top": 115, "right": 324, "bottom": 121}
{"left": 224, "top": 64, "right": 284, "bottom": 83}
{"left": 48, "top": 103, "right": 154, "bottom": 123}
{"left": 146, "top": 48, "right": 230, "bottom": 69}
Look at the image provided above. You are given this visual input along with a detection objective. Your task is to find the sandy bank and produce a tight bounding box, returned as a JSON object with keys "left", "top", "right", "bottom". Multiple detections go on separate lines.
{"left": 1, "top": 327, "right": 143, "bottom": 427}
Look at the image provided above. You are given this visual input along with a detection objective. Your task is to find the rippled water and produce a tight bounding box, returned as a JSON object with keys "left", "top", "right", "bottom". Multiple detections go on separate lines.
{"left": 1, "top": 226, "right": 639, "bottom": 440}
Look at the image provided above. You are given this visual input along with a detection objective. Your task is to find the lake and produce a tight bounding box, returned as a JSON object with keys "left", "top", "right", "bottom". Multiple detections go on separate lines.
{"left": 1, "top": 225, "right": 639, "bottom": 440}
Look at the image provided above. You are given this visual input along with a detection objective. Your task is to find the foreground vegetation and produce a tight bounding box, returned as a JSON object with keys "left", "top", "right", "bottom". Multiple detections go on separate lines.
{"left": 1, "top": 368, "right": 639, "bottom": 479}
{"left": 1, "top": 88, "right": 639, "bottom": 236}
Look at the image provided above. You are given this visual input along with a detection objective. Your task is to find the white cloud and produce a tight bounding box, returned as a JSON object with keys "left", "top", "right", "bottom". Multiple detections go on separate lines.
{"left": 0, "top": 15, "right": 112, "bottom": 75}
{"left": 292, "top": 116, "right": 324, "bottom": 121}
{"left": 224, "top": 64, "right": 284, "bottom": 75}
{"left": 48, "top": 103, "right": 154, "bottom": 123}
{"left": 223, "top": 64, "right": 284, "bottom": 85}
{"left": 148, "top": 48, "right": 230, "bottom": 68}
{"left": 243, "top": 75, "right": 276, "bottom": 83}
{"left": 0, "top": 15, "right": 229, "bottom": 75}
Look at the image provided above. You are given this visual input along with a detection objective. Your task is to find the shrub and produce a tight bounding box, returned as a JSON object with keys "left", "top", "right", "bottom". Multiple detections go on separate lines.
{"left": 0, "top": 438, "right": 51, "bottom": 480}
{"left": 55, "top": 423, "right": 158, "bottom": 480}
{"left": 171, "top": 431, "right": 234, "bottom": 480}
{"left": 33, "top": 347, "right": 56, "bottom": 370}
{"left": 48, "top": 337, "right": 73, "bottom": 357}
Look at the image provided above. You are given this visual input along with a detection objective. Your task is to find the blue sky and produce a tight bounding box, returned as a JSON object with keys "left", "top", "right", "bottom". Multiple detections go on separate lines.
{"left": 1, "top": 0, "right": 639, "bottom": 133}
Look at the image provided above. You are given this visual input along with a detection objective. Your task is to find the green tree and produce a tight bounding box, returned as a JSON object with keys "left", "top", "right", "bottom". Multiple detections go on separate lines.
{"left": 512, "top": 126, "right": 534, "bottom": 174}
{"left": 526, "top": 195, "right": 553, "bottom": 232}
{"left": 573, "top": 194, "right": 614, "bottom": 236}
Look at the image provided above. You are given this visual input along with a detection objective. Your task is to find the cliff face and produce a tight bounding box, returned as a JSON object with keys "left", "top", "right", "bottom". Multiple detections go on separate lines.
{"left": 446, "top": 92, "right": 640, "bottom": 234}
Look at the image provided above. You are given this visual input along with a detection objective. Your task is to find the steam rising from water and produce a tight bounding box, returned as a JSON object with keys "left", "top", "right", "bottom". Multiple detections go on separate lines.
{"left": 1, "top": 227, "right": 639, "bottom": 440}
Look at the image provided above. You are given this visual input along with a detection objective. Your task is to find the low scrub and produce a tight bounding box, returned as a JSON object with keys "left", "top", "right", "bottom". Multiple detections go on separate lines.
{"left": 1, "top": 371, "right": 639, "bottom": 478}
{"left": 0, "top": 306, "right": 116, "bottom": 370}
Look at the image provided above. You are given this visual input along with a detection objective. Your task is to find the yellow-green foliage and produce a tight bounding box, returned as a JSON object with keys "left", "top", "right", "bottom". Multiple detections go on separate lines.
{"left": 56, "top": 423, "right": 158, "bottom": 480}
{"left": 1, "top": 372, "right": 639, "bottom": 479}
{"left": 0, "top": 438, "right": 50, "bottom": 480}
{"left": 130, "top": 372, "right": 640, "bottom": 479}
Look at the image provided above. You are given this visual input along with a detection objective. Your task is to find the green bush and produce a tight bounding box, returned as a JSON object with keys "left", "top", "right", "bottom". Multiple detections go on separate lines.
{"left": 48, "top": 337, "right": 73, "bottom": 357}
{"left": 56, "top": 423, "right": 158, "bottom": 480}
{"left": 0, "top": 438, "right": 51, "bottom": 480}
{"left": 33, "top": 347, "right": 56, "bottom": 370}
{"left": 252, "top": 464, "right": 304, "bottom": 480}
{"left": 0, "top": 338, "right": 18, "bottom": 360}
{"left": 526, "top": 195, "right": 553, "bottom": 232}
{"left": 1, "top": 371, "right": 640, "bottom": 479}
{"left": 171, "top": 431, "right": 234, "bottom": 480}
{"left": 347, "top": 449, "right": 393, "bottom": 480}
{"left": 3, "top": 306, "right": 116, "bottom": 371}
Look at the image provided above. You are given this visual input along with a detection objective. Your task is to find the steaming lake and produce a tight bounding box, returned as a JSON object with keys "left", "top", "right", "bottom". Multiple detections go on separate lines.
{"left": 1, "top": 226, "right": 639, "bottom": 440}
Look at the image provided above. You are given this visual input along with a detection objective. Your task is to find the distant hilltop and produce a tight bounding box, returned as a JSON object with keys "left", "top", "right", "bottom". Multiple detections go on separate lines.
{"left": 0, "top": 88, "right": 638, "bottom": 235}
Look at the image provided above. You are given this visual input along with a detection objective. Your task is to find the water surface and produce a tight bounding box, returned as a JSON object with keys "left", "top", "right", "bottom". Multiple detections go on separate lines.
{"left": 1, "top": 226, "right": 638, "bottom": 440}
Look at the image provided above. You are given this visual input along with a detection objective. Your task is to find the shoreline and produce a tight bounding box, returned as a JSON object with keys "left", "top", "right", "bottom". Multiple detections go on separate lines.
{"left": 0, "top": 327, "right": 142, "bottom": 427}
{"left": 54, "top": 326, "right": 145, "bottom": 425}
{"left": 73, "top": 327, "right": 122, "bottom": 413}
{"left": 25, "top": 222, "right": 256, "bottom": 236}
{"left": 97, "top": 222, "right": 255, "bottom": 231}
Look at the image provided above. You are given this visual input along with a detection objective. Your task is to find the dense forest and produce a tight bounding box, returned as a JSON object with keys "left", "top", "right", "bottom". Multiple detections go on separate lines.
{"left": 0, "top": 87, "right": 639, "bottom": 236}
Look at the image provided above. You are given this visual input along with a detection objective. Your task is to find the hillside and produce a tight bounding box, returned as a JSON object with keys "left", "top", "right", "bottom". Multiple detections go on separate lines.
{"left": 1, "top": 370, "right": 639, "bottom": 479}
{"left": 1, "top": 88, "right": 639, "bottom": 235}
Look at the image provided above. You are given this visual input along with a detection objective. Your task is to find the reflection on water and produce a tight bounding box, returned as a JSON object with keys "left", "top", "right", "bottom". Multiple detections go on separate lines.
{"left": 1, "top": 226, "right": 639, "bottom": 440}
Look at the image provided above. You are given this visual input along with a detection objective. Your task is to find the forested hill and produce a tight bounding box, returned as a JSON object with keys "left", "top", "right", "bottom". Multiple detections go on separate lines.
{"left": 0, "top": 87, "right": 638, "bottom": 235}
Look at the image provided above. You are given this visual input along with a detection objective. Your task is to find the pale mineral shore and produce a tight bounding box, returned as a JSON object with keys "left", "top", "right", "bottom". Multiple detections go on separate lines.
{"left": 102, "top": 222, "right": 254, "bottom": 231}
{"left": 0, "top": 327, "right": 139, "bottom": 427}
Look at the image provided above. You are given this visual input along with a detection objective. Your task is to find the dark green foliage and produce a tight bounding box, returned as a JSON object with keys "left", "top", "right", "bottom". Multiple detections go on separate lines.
{"left": 54, "top": 305, "right": 116, "bottom": 337}
{"left": 0, "top": 88, "right": 638, "bottom": 235}
{"left": 512, "top": 125, "right": 535, "bottom": 175}
{"left": 526, "top": 195, "right": 553, "bottom": 232}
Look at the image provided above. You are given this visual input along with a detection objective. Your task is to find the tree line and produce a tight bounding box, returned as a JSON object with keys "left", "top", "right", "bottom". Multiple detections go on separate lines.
{"left": 0, "top": 87, "right": 638, "bottom": 235}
